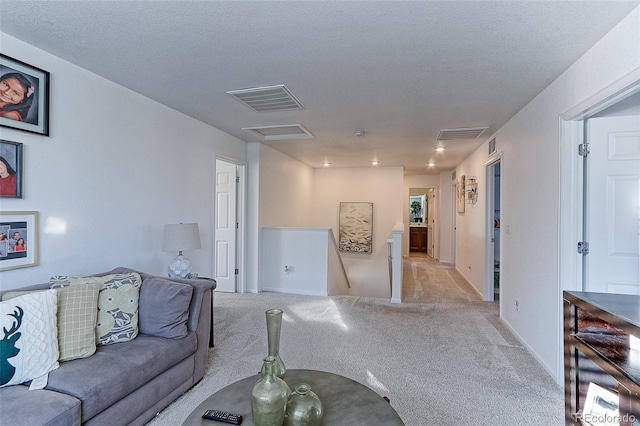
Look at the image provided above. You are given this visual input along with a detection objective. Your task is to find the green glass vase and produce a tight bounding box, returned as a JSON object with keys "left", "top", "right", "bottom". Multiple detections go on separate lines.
{"left": 252, "top": 356, "right": 290, "bottom": 426}
{"left": 283, "top": 383, "right": 323, "bottom": 426}
{"left": 262, "top": 308, "right": 286, "bottom": 379}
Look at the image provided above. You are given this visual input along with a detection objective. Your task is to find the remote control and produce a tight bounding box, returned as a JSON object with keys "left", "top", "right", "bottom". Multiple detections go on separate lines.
{"left": 201, "top": 409, "right": 243, "bottom": 425}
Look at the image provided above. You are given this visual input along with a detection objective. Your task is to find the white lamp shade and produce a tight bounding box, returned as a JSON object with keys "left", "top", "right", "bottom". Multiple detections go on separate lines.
{"left": 162, "top": 223, "right": 201, "bottom": 252}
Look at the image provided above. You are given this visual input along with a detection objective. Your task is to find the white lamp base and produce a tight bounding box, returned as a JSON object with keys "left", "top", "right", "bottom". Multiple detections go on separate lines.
{"left": 168, "top": 252, "right": 192, "bottom": 278}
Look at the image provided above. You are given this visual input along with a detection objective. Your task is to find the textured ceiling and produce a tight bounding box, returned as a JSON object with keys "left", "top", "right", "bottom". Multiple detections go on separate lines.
{"left": 0, "top": 1, "right": 637, "bottom": 174}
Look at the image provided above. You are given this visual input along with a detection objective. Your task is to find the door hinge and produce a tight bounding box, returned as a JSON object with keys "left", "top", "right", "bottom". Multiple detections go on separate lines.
{"left": 578, "top": 143, "right": 590, "bottom": 157}
{"left": 236, "top": 222, "right": 239, "bottom": 229}
{"left": 236, "top": 176, "right": 240, "bottom": 183}
{"left": 235, "top": 269, "right": 239, "bottom": 275}
{"left": 577, "top": 241, "right": 590, "bottom": 255}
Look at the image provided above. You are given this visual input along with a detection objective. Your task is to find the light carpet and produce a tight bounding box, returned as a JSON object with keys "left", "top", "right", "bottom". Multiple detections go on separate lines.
{"left": 147, "top": 258, "right": 563, "bottom": 425}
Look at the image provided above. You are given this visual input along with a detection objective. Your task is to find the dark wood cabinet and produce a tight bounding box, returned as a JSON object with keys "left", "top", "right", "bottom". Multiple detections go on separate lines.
{"left": 563, "top": 291, "right": 640, "bottom": 425}
{"left": 409, "top": 227, "right": 427, "bottom": 252}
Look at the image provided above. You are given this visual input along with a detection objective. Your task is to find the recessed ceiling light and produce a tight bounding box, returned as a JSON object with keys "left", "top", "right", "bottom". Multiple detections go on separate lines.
{"left": 355, "top": 130, "right": 366, "bottom": 137}
{"left": 428, "top": 162, "right": 436, "bottom": 167}
{"left": 323, "top": 161, "right": 331, "bottom": 167}
{"left": 371, "top": 161, "right": 379, "bottom": 166}
{"left": 435, "top": 147, "right": 445, "bottom": 152}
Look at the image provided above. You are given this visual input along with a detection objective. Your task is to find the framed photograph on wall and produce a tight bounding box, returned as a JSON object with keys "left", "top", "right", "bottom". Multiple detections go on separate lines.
{"left": 339, "top": 202, "right": 373, "bottom": 253}
{"left": 0, "top": 140, "right": 23, "bottom": 198}
{"left": 0, "top": 54, "right": 50, "bottom": 136}
{"left": 0, "top": 211, "right": 38, "bottom": 271}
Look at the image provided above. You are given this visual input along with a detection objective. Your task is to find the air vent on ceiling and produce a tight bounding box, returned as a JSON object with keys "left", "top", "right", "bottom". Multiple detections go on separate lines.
{"left": 437, "top": 127, "right": 489, "bottom": 141}
{"left": 242, "top": 124, "right": 314, "bottom": 141}
{"left": 227, "top": 84, "right": 304, "bottom": 112}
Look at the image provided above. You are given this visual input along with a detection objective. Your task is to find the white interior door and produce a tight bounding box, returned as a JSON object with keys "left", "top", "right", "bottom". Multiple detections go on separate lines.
{"left": 215, "top": 160, "right": 237, "bottom": 292}
{"left": 585, "top": 115, "right": 640, "bottom": 294}
{"left": 427, "top": 189, "right": 435, "bottom": 257}
{"left": 452, "top": 182, "right": 457, "bottom": 265}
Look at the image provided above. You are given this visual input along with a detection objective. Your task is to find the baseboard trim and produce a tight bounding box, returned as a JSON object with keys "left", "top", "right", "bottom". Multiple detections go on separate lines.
{"left": 262, "top": 287, "right": 327, "bottom": 297}
{"left": 500, "top": 319, "right": 560, "bottom": 385}
{"left": 454, "top": 268, "right": 483, "bottom": 299}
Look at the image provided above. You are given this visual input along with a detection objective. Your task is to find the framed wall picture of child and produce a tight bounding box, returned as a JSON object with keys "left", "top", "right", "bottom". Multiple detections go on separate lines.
{"left": 0, "top": 140, "right": 23, "bottom": 198}
{"left": 0, "top": 54, "right": 50, "bottom": 136}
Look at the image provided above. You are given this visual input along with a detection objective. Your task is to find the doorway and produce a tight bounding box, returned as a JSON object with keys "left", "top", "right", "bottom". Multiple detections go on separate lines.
{"left": 582, "top": 113, "right": 640, "bottom": 294}
{"left": 559, "top": 70, "right": 640, "bottom": 296}
{"left": 485, "top": 158, "right": 501, "bottom": 302}
{"left": 214, "top": 158, "right": 246, "bottom": 293}
{"left": 409, "top": 187, "right": 436, "bottom": 257}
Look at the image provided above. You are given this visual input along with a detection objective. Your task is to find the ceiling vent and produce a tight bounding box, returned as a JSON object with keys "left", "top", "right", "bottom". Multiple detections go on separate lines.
{"left": 242, "top": 124, "right": 314, "bottom": 141}
{"left": 437, "top": 127, "right": 489, "bottom": 141}
{"left": 227, "top": 84, "right": 304, "bottom": 112}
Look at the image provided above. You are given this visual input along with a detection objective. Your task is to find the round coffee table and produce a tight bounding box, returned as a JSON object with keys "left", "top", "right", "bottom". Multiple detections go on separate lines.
{"left": 182, "top": 369, "right": 404, "bottom": 425}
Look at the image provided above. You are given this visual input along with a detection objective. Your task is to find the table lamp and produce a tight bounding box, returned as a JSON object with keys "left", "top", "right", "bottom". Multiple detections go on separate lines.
{"left": 162, "top": 223, "right": 201, "bottom": 278}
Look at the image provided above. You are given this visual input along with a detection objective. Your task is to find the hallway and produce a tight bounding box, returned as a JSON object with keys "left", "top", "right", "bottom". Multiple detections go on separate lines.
{"left": 402, "top": 253, "right": 481, "bottom": 303}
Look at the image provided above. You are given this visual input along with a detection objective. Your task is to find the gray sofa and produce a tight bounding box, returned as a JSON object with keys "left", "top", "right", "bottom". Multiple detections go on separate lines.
{"left": 0, "top": 267, "right": 215, "bottom": 426}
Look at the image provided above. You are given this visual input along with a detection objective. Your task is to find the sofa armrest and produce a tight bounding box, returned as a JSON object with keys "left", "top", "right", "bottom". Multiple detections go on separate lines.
{"left": 109, "top": 267, "right": 215, "bottom": 383}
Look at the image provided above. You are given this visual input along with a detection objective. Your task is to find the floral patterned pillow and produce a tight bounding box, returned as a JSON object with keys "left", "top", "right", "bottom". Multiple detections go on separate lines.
{"left": 50, "top": 273, "right": 142, "bottom": 345}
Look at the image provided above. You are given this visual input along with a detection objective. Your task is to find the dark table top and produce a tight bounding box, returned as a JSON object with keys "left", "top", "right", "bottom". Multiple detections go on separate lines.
{"left": 564, "top": 291, "right": 640, "bottom": 335}
{"left": 182, "top": 369, "right": 404, "bottom": 425}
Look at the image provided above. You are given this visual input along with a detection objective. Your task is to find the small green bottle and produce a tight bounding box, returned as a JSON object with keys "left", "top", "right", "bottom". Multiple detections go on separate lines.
{"left": 283, "top": 383, "right": 323, "bottom": 426}
{"left": 252, "top": 356, "right": 289, "bottom": 426}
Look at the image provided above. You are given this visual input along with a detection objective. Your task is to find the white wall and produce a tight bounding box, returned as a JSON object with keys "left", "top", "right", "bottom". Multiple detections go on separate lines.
{"left": 313, "top": 167, "right": 404, "bottom": 298}
{"left": 438, "top": 171, "right": 455, "bottom": 264}
{"left": 246, "top": 147, "right": 405, "bottom": 298}
{"left": 452, "top": 147, "right": 489, "bottom": 296}
{"left": 256, "top": 144, "right": 315, "bottom": 228}
{"left": 261, "top": 227, "right": 349, "bottom": 296}
{"left": 245, "top": 143, "right": 315, "bottom": 292}
{"left": 0, "top": 34, "right": 246, "bottom": 290}
{"left": 453, "top": 5, "right": 640, "bottom": 383}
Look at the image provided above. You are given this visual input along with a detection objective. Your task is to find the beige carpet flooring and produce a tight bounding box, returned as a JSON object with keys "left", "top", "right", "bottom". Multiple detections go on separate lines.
{"left": 402, "top": 253, "right": 481, "bottom": 303}
{"left": 147, "top": 255, "right": 563, "bottom": 425}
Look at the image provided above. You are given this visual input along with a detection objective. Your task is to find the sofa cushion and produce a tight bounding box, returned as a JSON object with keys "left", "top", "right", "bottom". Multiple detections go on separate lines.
{"left": 0, "top": 384, "right": 81, "bottom": 426}
{"left": 44, "top": 332, "right": 197, "bottom": 421}
{"left": 50, "top": 272, "right": 142, "bottom": 345}
{"left": 0, "top": 291, "right": 59, "bottom": 390}
{"left": 3, "top": 283, "right": 101, "bottom": 362}
{"left": 139, "top": 277, "right": 193, "bottom": 339}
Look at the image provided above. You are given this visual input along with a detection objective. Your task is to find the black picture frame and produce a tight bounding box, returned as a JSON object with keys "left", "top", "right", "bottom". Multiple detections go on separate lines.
{"left": 0, "top": 54, "right": 50, "bottom": 136}
{"left": 0, "top": 140, "right": 23, "bottom": 198}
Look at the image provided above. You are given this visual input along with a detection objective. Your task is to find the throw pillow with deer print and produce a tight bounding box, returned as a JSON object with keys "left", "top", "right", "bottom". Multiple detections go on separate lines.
{"left": 0, "top": 290, "right": 59, "bottom": 389}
